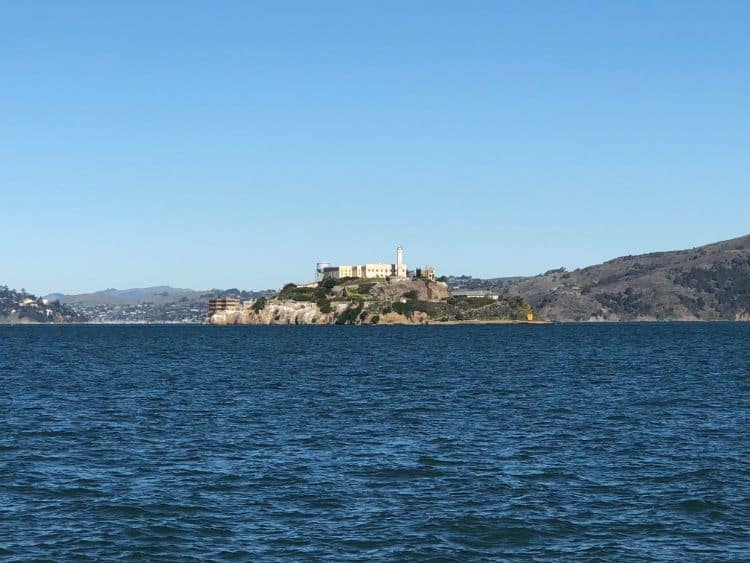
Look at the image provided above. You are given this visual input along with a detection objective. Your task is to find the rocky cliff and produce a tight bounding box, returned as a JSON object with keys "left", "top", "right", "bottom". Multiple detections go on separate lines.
{"left": 209, "top": 300, "right": 341, "bottom": 325}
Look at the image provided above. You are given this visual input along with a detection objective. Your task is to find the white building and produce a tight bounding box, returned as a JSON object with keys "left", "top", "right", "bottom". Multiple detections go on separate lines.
{"left": 322, "top": 245, "right": 409, "bottom": 280}
{"left": 452, "top": 290, "right": 500, "bottom": 300}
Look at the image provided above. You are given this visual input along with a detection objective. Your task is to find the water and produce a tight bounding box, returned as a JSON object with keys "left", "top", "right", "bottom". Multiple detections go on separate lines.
{"left": 1, "top": 324, "right": 748, "bottom": 561}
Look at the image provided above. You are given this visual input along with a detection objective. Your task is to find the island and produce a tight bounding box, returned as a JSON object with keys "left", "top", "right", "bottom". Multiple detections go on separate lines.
{"left": 205, "top": 245, "right": 537, "bottom": 325}
{"left": 206, "top": 277, "right": 537, "bottom": 325}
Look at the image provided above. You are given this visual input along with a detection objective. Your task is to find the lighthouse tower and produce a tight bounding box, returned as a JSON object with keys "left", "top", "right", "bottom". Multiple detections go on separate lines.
{"left": 395, "top": 244, "right": 406, "bottom": 277}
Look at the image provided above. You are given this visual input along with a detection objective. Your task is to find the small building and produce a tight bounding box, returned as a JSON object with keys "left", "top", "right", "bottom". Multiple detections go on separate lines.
{"left": 208, "top": 297, "right": 240, "bottom": 315}
{"left": 452, "top": 290, "right": 500, "bottom": 300}
{"left": 415, "top": 267, "right": 436, "bottom": 281}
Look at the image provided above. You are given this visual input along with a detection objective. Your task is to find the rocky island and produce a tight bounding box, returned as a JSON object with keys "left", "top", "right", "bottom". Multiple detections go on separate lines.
{"left": 206, "top": 244, "right": 536, "bottom": 325}
{"left": 206, "top": 277, "right": 535, "bottom": 325}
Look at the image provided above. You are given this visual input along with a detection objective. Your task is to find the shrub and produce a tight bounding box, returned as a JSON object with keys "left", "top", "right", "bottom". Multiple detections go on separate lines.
{"left": 392, "top": 301, "right": 415, "bottom": 317}
{"left": 335, "top": 300, "right": 364, "bottom": 324}
{"left": 279, "top": 285, "right": 327, "bottom": 302}
{"left": 252, "top": 297, "right": 267, "bottom": 312}
{"left": 447, "top": 296, "right": 495, "bottom": 308}
{"left": 320, "top": 278, "right": 337, "bottom": 289}
{"left": 357, "top": 282, "right": 376, "bottom": 294}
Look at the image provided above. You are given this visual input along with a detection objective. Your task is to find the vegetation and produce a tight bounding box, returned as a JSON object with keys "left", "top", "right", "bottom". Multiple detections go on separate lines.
{"left": 335, "top": 300, "right": 364, "bottom": 324}
{"left": 443, "top": 233, "right": 750, "bottom": 321}
{"left": 447, "top": 295, "right": 496, "bottom": 307}
{"left": 267, "top": 276, "right": 535, "bottom": 324}
{"left": 319, "top": 301, "right": 332, "bottom": 314}
{"left": 278, "top": 284, "right": 328, "bottom": 302}
{"left": 320, "top": 278, "right": 338, "bottom": 290}
{"left": 319, "top": 277, "right": 357, "bottom": 289}
{"left": 357, "top": 282, "right": 377, "bottom": 294}
{"left": 0, "top": 285, "right": 87, "bottom": 323}
{"left": 391, "top": 295, "right": 531, "bottom": 323}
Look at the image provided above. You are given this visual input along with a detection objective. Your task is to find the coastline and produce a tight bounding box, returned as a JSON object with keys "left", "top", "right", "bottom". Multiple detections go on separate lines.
{"left": 8, "top": 319, "right": 750, "bottom": 326}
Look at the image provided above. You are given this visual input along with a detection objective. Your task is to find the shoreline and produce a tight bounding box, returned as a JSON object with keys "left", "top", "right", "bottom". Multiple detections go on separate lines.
{"left": 426, "top": 319, "right": 552, "bottom": 325}
{"left": 5, "top": 319, "right": 750, "bottom": 326}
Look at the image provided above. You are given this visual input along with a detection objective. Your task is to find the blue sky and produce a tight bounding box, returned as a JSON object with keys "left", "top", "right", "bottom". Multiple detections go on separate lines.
{"left": 2, "top": 1, "right": 748, "bottom": 294}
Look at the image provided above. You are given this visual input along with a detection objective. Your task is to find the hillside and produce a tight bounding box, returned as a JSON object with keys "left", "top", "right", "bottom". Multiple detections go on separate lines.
{"left": 47, "top": 286, "right": 274, "bottom": 323}
{"left": 449, "top": 235, "right": 750, "bottom": 321}
{"left": 45, "top": 286, "right": 198, "bottom": 306}
{"left": 208, "top": 277, "right": 534, "bottom": 325}
{"left": 0, "top": 286, "right": 87, "bottom": 323}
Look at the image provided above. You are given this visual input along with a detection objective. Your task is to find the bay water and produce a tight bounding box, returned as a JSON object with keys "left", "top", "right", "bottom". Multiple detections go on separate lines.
{"left": 1, "top": 324, "right": 748, "bottom": 560}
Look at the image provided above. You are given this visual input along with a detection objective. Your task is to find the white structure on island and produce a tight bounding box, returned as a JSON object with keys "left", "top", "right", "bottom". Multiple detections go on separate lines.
{"left": 396, "top": 244, "right": 404, "bottom": 275}
{"left": 320, "top": 244, "right": 409, "bottom": 280}
{"left": 315, "top": 262, "right": 331, "bottom": 282}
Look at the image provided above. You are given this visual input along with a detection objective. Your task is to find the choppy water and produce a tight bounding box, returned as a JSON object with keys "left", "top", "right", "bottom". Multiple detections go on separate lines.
{"left": 1, "top": 324, "right": 749, "bottom": 560}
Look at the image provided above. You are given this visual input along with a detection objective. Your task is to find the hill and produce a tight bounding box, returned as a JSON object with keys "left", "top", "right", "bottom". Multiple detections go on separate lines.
{"left": 46, "top": 286, "right": 202, "bottom": 306}
{"left": 0, "top": 286, "right": 87, "bottom": 323}
{"left": 448, "top": 235, "right": 750, "bottom": 321}
{"left": 46, "top": 286, "right": 274, "bottom": 323}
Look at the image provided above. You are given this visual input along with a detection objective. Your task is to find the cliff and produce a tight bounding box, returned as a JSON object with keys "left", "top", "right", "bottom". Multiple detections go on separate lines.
{"left": 210, "top": 300, "right": 342, "bottom": 325}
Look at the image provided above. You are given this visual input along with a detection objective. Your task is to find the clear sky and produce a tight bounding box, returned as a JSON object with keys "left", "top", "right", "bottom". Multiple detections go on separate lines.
{"left": 2, "top": 1, "right": 748, "bottom": 295}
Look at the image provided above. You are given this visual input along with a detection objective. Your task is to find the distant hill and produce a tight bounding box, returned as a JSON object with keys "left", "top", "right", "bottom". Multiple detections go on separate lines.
{"left": 46, "top": 286, "right": 200, "bottom": 306}
{"left": 45, "top": 286, "right": 274, "bottom": 323}
{"left": 448, "top": 234, "right": 750, "bottom": 321}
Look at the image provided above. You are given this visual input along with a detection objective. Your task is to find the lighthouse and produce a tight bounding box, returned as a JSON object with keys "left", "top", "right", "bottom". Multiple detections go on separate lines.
{"left": 395, "top": 244, "right": 406, "bottom": 277}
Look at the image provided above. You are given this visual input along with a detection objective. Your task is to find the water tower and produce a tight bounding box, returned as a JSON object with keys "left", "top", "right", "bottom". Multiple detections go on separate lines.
{"left": 316, "top": 262, "right": 330, "bottom": 282}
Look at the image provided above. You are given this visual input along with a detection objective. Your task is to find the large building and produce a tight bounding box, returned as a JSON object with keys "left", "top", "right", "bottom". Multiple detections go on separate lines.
{"left": 321, "top": 245, "right": 408, "bottom": 280}
{"left": 208, "top": 297, "right": 240, "bottom": 315}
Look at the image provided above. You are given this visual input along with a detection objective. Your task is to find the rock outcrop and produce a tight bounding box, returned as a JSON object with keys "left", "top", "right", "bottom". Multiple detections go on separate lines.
{"left": 207, "top": 299, "right": 418, "bottom": 325}
{"left": 208, "top": 300, "right": 343, "bottom": 325}
{"left": 369, "top": 279, "right": 450, "bottom": 302}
